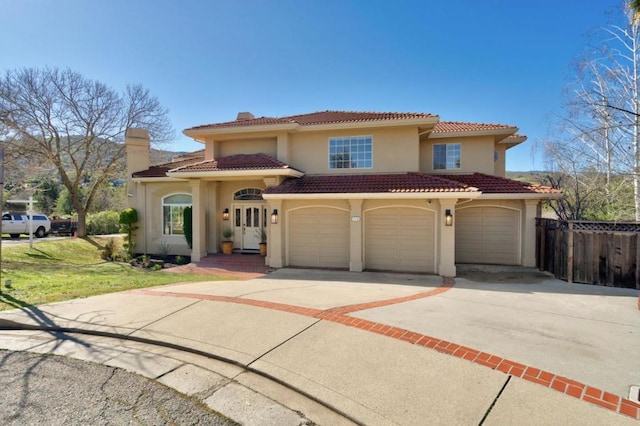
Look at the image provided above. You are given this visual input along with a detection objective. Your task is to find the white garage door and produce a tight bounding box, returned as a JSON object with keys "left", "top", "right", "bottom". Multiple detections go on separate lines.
{"left": 289, "top": 208, "right": 350, "bottom": 268}
{"left": 456, "top": 207, "right": 519, "bottom": 265}
{"left": 365, "top": 207, "right": 435, "bottom": 273}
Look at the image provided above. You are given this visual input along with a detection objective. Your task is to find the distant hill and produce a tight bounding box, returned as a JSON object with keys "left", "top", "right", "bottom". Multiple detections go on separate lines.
{"left": 4, "top": 142, "right": 185, "bottom": 193}
{"left": 507, "top": 171, "right": 547, "bottom": 184}
{"left": 150, "top": 148, "right": 188, "bottom": 165}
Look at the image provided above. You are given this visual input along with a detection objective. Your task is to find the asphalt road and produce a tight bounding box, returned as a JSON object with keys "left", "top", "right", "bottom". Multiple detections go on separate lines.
{"left": 0, "top": 350, "right": 236, "bottom": 425}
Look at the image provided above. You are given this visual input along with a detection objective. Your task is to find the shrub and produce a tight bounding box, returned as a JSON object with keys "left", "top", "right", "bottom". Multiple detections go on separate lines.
{"left": 103, "top": 238, "right": 116, "bottom": 260}
{"left": 183, "top": 206, "right": 193, "bottom": 249}
{"left": 87, "top": 211, "right": 120, "bottom": 235}
{"left": 119, "top": 208, "right": 139, "bottom": 256}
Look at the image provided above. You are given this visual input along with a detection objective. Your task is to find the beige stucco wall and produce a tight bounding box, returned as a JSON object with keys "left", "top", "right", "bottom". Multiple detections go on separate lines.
{"left": 215, "top": 180, "right": 268, "bottom": 252}
{"left": 266, "top": 198, "right": 451, "bottom": 273}
{"left": 201, "top": 136, "right": 277, "bottom": 160}
{"left": 218, "top": 137, "right": 277, "bottom": 158}
{"left": 494, "top": 145, "right": 507, "bottom": 177}
{"left": 136, "top": 181, "right": 194, "bottom": 257}
{"left": 137, "top": 179, "right": 271, "bottom": 256}
{"left": 420, "top": 136, "right": 496, "bottom": 175}
{"left": 288, "top": 127, "right": 420, "bottom": 174}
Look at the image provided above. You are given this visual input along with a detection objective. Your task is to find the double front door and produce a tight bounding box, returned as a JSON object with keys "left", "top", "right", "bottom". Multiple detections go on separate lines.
{"left": 232, "top": 203, "right": 267, "bottom": 251}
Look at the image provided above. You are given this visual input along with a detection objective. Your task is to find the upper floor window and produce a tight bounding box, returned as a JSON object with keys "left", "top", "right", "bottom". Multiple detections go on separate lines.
{"left": 163, "top": 193, "right": 192, "bottom": 235}
{"left": 329, "top": 136, "right": 372, "bottom": 169}
{"left": 433, "top": 143, "right": 461, "bottom": 170}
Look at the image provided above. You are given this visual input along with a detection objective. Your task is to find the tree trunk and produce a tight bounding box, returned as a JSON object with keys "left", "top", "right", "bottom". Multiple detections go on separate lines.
{"left": 76, "top": 207, "right": 87, "bottom": 237}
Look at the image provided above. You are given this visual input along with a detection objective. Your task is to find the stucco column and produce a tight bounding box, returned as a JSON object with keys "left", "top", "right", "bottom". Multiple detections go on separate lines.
{"left": 210, "top": 182, "right": 220, "bottom": 253}
{"left": 267, "top": 200, "right": 284, "bottom": 268}
{"left": 438, "top": 199, "right": 458, "bottom": 277}
{"left": 125, "top": 128, "right": 149, "bottom": 204}
{"left": 522, "top": 200, "right": 539, "bottom": 267}
{"left": 276, "top": 133, "right": 289, "bottom": 163}
{"left": 190, "top": 179, "right": 206, "bottom": 262}
{"left": 349, "top": 199, "right": 364, "bottom": 272}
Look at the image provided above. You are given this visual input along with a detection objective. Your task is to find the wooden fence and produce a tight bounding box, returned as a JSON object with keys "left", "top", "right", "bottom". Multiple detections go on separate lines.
{"left": 536, "top": 219, "right": 640, "bottom": 289}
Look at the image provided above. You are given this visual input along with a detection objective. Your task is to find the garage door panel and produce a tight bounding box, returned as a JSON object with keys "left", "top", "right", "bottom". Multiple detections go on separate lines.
{"left": 289, "top": 208, "right": 349, "bottom": 268}
{"left": 456, "top": 207, "right": 519, "bottom": 265}
{"left": 365, "top": 207, "right": 435, "bottom": 273}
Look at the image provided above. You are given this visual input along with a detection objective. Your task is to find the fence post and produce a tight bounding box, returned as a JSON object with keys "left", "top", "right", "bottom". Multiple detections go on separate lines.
{"left": 567, "top": 221, "right": 574, "bottom": 283}
{"left": 636, "top": 233, "right": 640, "bottom": 290}
{"left": 538, "top": 219, "right": 545, "bottom": 270}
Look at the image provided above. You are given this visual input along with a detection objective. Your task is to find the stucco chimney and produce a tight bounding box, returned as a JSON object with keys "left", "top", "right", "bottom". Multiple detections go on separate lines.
{"left": 125, "top": 128, "right": 150, "bottom": 203}
{"left": 236, "top": 112, "right": 255, "bottom": 121}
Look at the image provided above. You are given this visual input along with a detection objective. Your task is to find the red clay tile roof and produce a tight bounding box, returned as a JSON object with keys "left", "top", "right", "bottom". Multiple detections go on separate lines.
{"left": 264, "top": 173, "right": 559, "bottom": 195}
{"left": 169, "top": 154, "right": 298, "bottom": 173}
{"left": 132, "top": 151, "right": 206, "bottom": 178}
{"left": 435, "top": 173, "right": 560, "bottom": 194}
{"left": 186, "top": 110, "right": 437, "bottom": 131}
{"left": 263, "top": 173, "right": 475, "bottom": 194}
{"left": 433, "top": 121, "right": 517, "bottom": 133}
{"left": 132, "top": 153, "right": 295, "bottom": 178}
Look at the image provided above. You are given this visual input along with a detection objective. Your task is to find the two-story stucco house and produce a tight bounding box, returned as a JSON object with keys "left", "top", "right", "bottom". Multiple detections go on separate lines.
{"left": 126, "top": 110, "right": 560, "bottom": 277}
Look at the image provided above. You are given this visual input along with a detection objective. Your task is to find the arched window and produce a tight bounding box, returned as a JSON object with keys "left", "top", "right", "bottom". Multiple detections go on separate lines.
{"left": 163, "top": 194, "right": 192, "bottom": 235}
{"left": 233, "top": 188, "right": 263, "bottom": 201}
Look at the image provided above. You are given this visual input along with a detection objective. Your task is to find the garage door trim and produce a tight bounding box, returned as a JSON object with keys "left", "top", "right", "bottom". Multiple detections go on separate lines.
{"left": 363, "top": 205, "right": 437, "bottom": 273}
{"left": 456, "top": 204, "right": 521, "bottom": 265}
{"left": 286, "top": 205, "right": 350, "bottom": 268}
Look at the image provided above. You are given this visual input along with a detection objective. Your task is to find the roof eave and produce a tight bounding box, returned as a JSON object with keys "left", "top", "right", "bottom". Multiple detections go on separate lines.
{"left": 477, "top": 192, "right": 563, "bottom": 200}
{"left": 183, "top": 123, "right": 299, "bottom": 141}
{"left": 262, "top": 191, "right": 480, "bottom": 200}
{"left": 499, "top": 136, "right": 527, "bottom": 148}
{"left": 132, "top": 176, "right": 185, "bottom": 183}
{"left": 297, "top": 116, "right": 440, "bottom": 132}
{"left": 166, "top": 168, "right": 304, "bottom": 179}
{"left": 429, "top": 128, "right": 518, "bottom": 139}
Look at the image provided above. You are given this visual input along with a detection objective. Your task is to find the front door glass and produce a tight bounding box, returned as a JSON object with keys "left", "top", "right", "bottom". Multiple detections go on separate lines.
{"left": 232, "top": 203, "right": 264, "bottom": 250}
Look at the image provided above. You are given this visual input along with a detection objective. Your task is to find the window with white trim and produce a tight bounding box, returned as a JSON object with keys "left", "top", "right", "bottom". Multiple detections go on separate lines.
{"left": 433, "top": 143, "right": 461, "bottom": 170}
{"left": 328, "top": 136, "right": 372, "bottom": 169}
{"left": 162, "top": 194, "right": 192, "bottom": 235}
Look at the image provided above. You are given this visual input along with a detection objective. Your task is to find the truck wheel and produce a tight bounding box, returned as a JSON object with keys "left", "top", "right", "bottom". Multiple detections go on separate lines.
{"left": 9, "top": 234, "right": 19, "bottom": 239}
{"left": 35, "top": 227, "right": 46, "bottom": 238}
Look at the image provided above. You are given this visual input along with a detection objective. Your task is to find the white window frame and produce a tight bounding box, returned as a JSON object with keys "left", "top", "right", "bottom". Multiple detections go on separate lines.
{"left": 328, "top": 135, "right": 373, "bottom": 169}
{"left": 162, "top": 193, "right": 192, "bottom": 235}
{"left": 433, "top": 143, "right": 461, "bottom": 170}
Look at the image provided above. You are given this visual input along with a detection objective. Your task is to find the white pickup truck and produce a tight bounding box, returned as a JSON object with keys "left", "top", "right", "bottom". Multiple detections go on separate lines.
{"left": 2, "top": 213, "right": 51, "bottom": 238}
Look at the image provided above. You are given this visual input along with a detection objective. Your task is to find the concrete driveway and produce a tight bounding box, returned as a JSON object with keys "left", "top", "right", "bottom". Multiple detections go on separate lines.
{"left": 351, "top": 268, "right": 640, "bottom": 399}
{"left": 0, "top": 266, "right": 638, "bottom": 424}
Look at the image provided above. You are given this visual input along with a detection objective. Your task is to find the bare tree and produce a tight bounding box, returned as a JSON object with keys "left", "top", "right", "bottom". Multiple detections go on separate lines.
{"left": 543, "top": 6, "right": 640, "bottom": 220}
{"left": 0, "top": 67, "right": 173, "bottom": 236}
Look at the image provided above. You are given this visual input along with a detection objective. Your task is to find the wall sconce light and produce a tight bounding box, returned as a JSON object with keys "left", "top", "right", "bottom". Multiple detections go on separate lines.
{"left": 445, "top": 209, "right": 453, "bottom": 226}
{"left": 271, "top": 209, "right": 279, "bottom": 224}
{"left": 222, "top": 208, "right": 230, "bottom": 221}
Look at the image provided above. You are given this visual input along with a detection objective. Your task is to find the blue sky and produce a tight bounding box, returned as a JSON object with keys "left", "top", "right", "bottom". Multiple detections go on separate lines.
{"left": 0, "top": 0, "right": 626, "bottom": 171}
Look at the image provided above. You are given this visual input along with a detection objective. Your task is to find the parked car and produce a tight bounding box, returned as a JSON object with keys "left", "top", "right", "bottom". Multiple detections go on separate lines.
{"left": 49, "top": 216, "right": 78, "bottom": 236}
{"left": 2, "top": 213, "right": 51, "bottom": 238}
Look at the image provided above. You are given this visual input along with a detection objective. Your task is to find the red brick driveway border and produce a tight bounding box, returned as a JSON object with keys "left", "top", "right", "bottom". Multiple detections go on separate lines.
{"left": 130, "top": 276, "right": 640, "bottom": 420}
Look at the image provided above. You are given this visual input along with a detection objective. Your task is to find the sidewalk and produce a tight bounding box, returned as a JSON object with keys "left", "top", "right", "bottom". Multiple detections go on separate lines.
{"left": 0, "top": 269, "right": 638, "bottom": 425}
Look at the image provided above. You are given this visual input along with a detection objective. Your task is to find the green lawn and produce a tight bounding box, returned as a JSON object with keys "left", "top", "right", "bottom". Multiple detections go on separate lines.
{"left": 0, "top": 236, "right": 230, "bottom": 311}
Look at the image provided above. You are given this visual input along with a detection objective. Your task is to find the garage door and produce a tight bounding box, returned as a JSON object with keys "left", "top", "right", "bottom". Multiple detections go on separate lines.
{"left": 365, "top": 207, "right": 435, "bottom": 273}
{"left": 456, "top": 207, "right": 519, "bottom": 265}
{"left": 289, "top": 208, "right": 349, "bottom": 268}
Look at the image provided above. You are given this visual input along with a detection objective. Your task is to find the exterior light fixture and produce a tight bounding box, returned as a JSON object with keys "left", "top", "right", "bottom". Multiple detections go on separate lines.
{"left": 445, "top": 209, "right": 453, "bottom": 226}
{"left": 222, "top": 208, "right": 230, "bottom": 221}
{"left": 271, "top": 209, "right": 279, "bottom": 224}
